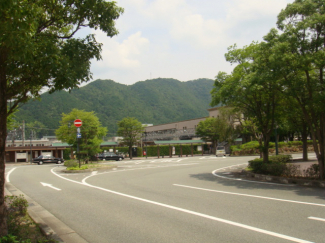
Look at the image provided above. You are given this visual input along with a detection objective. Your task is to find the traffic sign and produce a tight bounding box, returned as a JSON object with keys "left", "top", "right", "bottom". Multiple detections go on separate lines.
{"left": 74, "top": 119, "right": 82, "bottom": 127}
{"left": 77, "top": 133, "right": 82, "bottom": 138}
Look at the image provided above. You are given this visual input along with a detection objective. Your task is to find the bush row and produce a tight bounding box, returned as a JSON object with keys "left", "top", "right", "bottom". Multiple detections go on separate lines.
{"left": 248, "top": 155, "right": 320, "bottom": 179}
{"left": 101, "top": 144, "right": 209, "bottom": 157}
{"left": 231, "top": 140, "right": 314, "bottom": 156}
{"left": 248, "top": 155, "right": 292, "bottom": 176}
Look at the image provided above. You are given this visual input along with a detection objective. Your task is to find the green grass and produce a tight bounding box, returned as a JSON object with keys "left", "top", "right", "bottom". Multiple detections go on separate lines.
{"left": 64, "top": 160, "right": 115, "bottom": 171}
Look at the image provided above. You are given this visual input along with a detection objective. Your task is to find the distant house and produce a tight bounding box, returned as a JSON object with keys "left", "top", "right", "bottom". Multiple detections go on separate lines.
{"left": 5, "top": 137, "right": 68, "bottom": 163}
{"left": 143, "top": 107, "right": 223, "bottom": 143}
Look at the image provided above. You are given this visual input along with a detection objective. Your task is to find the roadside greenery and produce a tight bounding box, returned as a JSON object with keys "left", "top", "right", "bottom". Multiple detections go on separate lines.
{"left": 0, "top": 0, "right": 123, "bottom": 235}
{"left": 117, "top": 117, "right": 144, "bottom": 159}
{"left": 64, "top": 160, "right": 115, "bottom": 171}
{"left": 3, "top": 195, "right": 56, "bottom": 242}
{"left": 211, "top": 0, "right": 325, "bottom": 179}
{"left": 231, "top": 141, "right": 313, "bottom": 156}
{"left": 248, "top": 155, "right": 320, "bottom": 179}
{"left": 56, "top": 109, "right": 107, "bottom": 164}
{"left": 196, "top": 108, "right": 239, "bottom": 153}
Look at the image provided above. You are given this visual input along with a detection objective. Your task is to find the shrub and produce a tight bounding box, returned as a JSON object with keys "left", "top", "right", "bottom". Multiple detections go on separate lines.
{"left": 265, "top": 162, "right": 286, "bottom": 176}
{"left": 64, "top": 160, "right": 78, "bottom": 168}
{"left": 248, "top": 158, "right": 265, "bottom": 173}
{"left": 283, "top": 164, "right": 301, "bottom": 178}
{"left": 137, "top": 147, "right": 143, "bottom": 157}
{"left": 241, "top": 141, "right": 260, "bottom": 150}
{"left": 248, "top": 158, "right": 286, "bottom": 176}
{"left": 4, "top": 195, "right": 57, "bottom": 243}
{"left": 288, "top": 141, "right": 303, "bottom": 146}
{"left": 0, "top": 234, "right": 22, "bottom": 243}
{"left": 67, "top": 165, "right": 89, "bottom": 170}
{"left": 269, "top": 155, "right": 292, "bottom": 163}
{"left": 5, "top": 196, "right": 32, "bottom": 242}
{"left": 303, "top": 164, "right": 320, "bottom": 179}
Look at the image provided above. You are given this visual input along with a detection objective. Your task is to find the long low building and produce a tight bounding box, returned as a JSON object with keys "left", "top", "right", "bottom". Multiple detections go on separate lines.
{"left": 143, "top": 107, "right": 222, "bottom": 142}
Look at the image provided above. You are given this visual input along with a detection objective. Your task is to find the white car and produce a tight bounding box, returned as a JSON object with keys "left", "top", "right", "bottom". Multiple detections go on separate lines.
{"left": 216, "top": 146, "right": 226, "bottom": 157}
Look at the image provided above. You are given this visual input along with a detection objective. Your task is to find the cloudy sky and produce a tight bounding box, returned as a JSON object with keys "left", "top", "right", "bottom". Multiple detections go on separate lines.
{"left": 87, "top": 0, "right": 294, "bottom": 85}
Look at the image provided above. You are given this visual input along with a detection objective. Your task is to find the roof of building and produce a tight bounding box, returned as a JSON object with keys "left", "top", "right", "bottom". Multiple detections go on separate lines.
{"left": 52, "top": 143, "right": 70, "bottom": 147}
{"left": 145, "top": 117, "right": 208, "bottom": 129}
{"left": 100, "top": 141, "right": 119, "bottom": 146}
{"left": 154, "top": 140, "right": 204, "bottom": 145}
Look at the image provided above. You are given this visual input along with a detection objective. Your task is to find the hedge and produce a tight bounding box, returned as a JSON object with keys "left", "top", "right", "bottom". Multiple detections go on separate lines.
{"left": 248, "top": 155, "right": 292, "bottom": 176}
{"left": 101, "top": 144, "right": 207, "bottom": 157}
{"left": 231, "top": 140, "right": 313, "bottom": 156}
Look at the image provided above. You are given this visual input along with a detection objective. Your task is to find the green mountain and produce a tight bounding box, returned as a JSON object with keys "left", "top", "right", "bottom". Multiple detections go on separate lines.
{"left": 15, "top": 78, "right": 214, "bottom": 136}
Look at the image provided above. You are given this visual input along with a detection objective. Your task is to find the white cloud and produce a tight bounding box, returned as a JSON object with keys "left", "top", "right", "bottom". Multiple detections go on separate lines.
{"left": 89, "top": 0, "right": 294, "bottom": 85}
{"left": 94, "top": 31, "right": 150, "bottom": 69}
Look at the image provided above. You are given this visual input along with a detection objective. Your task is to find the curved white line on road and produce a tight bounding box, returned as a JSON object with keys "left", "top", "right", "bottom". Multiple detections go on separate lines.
{"left": 51, "top": 168, "right": 313, "bottom": 243}
{"left": 174, "top": 184, "right": 325, "bottom": 207}
{"left": 308, "top": 217, "right": 325, "bottom": 222}
{"left": 212, "top": 163, "right": 294, "bottom": 186}
{"left": 6, "top": 168, "right": 17, "bottom": 183}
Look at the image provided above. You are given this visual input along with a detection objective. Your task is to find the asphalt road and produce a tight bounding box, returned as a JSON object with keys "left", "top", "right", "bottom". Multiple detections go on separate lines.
{"left": 5, "top": 155, "right": 325, "bottom": 243}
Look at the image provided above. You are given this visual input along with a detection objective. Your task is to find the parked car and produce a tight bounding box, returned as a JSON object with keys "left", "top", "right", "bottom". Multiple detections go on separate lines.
{"left": 33, "top": 155, "right": 65, "bottom": 165}
{"left": 216, "top": 146, "right": 226, "bottom": 157}
{"left": 97, "top": 152, "right": 124, "bottom": 161}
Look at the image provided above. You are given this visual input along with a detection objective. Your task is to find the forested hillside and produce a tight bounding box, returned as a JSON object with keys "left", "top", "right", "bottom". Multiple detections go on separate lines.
{"left": 15, "top": 78, "right": 214, "bottom": 136}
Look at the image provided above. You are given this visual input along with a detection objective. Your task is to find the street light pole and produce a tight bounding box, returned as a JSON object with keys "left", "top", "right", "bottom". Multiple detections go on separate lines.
{"left": 145, "top": 132, "right": 147, "bottom": 159}
{"left": 275, "top": 124, "right": 279, "bottom": 155}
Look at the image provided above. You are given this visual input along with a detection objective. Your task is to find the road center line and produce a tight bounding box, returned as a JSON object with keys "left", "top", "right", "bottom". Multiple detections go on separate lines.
{"left": 173, "top": 184, "right": 325, "bottom": 207}
{"left": 51, "top": 168, "right": 313, "bottom": 243}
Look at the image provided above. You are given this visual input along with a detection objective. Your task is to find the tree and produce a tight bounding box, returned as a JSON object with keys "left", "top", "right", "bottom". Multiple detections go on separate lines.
{"left": 56, "top": 109, "right": 107, "bottom": 164}
{"left": 0, "top": 0, "right": 123, "bottom": 235}
{"left": 117, "top": 117, "right": 144, "bottom": 159}
{"left": 211, "top": 42, "right": 285, "bottom": 163}
{"left": 268, "top": 0, "right": 325, "bottom": 179}
{"left": 195, "top": 117, "right": 229, "bottom": 153}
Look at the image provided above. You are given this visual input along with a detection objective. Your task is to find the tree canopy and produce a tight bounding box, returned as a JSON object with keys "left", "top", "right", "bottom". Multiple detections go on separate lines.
{"left": 211, "top": 0, "right": 325, "bottom": 178}
{"left": 211, "top": 42, "right": 285, "bottom": 162}
{"left": 0, "top": 0, "right": 123, "bottom": 235}
{"left": 56, "top": 109, "right": 107, "bottom": 162}
{"left": 117, "top": 117, "right": 144, "bottom": 159}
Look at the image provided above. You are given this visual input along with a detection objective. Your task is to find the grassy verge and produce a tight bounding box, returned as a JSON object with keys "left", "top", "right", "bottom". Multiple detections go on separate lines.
{"left": 3, "top": 195, "right": 57, "bottom": 243}
{"left": 64, "top": 160, "right": 115, "bottom": 171}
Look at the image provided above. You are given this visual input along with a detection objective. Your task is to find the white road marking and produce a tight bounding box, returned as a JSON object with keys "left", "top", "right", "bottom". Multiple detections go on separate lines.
{"left": 40, "top": 182, "right": 61, "bottom": 191}
{"left": 174, "top": 184, "right": 325, "bottom": 207}
{"left": 51, "top": 168, "right": 313, "bottom": 243}
{"left": 308, "top": 217, "right": 325, "bottom": 222}
{"left": 212, "top": 163, "right": 294, "bottom": 186}
{"left": 6, "top": 168, "right": 17, "bottom": 183}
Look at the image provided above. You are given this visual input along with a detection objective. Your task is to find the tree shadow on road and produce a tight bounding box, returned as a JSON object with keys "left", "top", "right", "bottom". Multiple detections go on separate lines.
{"left": 189, "top": 172, "right": 325, "bottom": 201}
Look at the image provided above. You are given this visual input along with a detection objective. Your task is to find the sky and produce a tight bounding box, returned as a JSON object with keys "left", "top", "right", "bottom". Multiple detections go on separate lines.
{"left": 85, "top": 0, "right": 294, "bottom": 85}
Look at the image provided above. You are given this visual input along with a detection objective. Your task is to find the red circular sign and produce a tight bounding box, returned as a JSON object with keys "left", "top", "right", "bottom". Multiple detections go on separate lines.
{"left": 74, "top": 119, "right": 82, "bottom": 127}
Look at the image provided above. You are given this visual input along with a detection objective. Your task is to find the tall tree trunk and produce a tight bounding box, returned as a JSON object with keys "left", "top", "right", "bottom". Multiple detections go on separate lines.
{"left": 129, "top": 146, "right": 132, "bottom": 159}
{"left": 301, "top": 123, "right": 308, "bottom": 161}
{"left": 262, "top": 133, "right": 270, "bottom": 163}
{"left": 0, "top": 48, "right": 8, "bottom": 236}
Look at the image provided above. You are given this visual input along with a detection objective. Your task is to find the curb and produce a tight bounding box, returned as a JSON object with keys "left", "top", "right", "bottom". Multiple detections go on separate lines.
{"left": 5, "top": 183, "right": 88, "bottom": 243}
{"left": 240, "top": 170, "right": 325, "bottom": 188}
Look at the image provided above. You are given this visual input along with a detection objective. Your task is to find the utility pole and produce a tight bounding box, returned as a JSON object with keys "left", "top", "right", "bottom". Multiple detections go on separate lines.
{"left": 22, "top": 121, "right": 25, "bottom": 146}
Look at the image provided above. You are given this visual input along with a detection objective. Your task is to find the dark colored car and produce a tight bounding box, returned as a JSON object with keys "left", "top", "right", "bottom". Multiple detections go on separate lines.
{"left": 33, "top": 155, "right": 65, "bottom": 165}
{"left": 97, "top": 152, "right": 124, "bottom": 161}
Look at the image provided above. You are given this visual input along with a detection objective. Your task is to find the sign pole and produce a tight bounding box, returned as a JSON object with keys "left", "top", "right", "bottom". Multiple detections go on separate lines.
{"left": 74, "top": 119, "right": 82, "bottom": 168}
